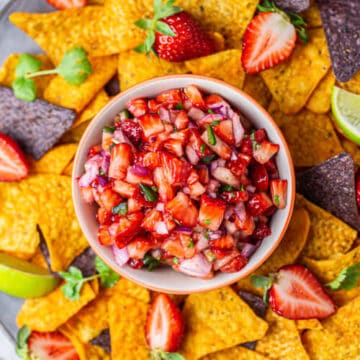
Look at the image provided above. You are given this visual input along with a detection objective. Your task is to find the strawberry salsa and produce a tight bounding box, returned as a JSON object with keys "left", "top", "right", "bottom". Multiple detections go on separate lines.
{"left": 78, "top": 85, "right": 288, "bottom": 278}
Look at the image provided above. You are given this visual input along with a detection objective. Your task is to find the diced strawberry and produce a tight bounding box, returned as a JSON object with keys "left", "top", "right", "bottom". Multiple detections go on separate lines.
{"left": 220, "top": 190, "right": 249, "bottom": 203}
{"left": 127, "top": 191, "right": 150, "bottom": 213}
{"left": 138, "top": 114, "right": 165, "bottom": 139}
{"left": 174, "top": 110, "right": 189, "bottom": 130}
{"left": 142, "top": 209, "right": 163, "bottom": 233}
{"left": 269, "top": 264, "right": 337, "bottom": 319}
{"left": 270, "top": 179, "right": 288, "bottom": 209}
{"left": 247, "top": 192, "right": 273, "bottom": 216}
{"left": 148, "top": 99, "right": 162, "bottom": 113}
{"left": 234, "top": 212, "right": 255, "bottom": 236}
{"left": 113, "top": 180, "right": 137, "bottom": 198}
{"left": 114, "top": 212, "right": 144, "bottom": 248}
{"left": 96, "top": 207, "right": 112, "bottom": 225}
{"left": 253, "top": 141, "right": 279, "bottom": 164}
{"left": 188, "top": 181, "right": 206, "bottom": 198}
{"left": 228, "top": 155, "right": 250, "bottom": 177}
{"left": 178, "top": 233, "right": 196, "bottom": 258}
{"left": 127, "top": 237, "right": 154, "bottom": 259}
{"left": 162, "top": 138, "right": 184, "bottom": 157}
{"left": 183, "top": 85, "right": 207, "bottom": 110}
{"left": 265, "top": 159, "right": 280, "bottom": 179}
{"left": 0, "top": 133, "right": 29, "bottom": 181}
{"left": 198, "top": 194, "right": 226, "bottom": 231}
{"left": 143, "top": 132, "right": 170, "bottom": 153}
{"left": 212, "top": 119, "right": 234, "bottom": 145}
{"left": 88, "top": 144, "right": 102, "bottom": 158}
{"left": 120, "top": 119, "right": 143, "bottom": 144}
{"left": 156, "top": 89, "right": 182, "bottom": 105}
{"left": 252, "top": 223, "right": 271, "bottom": 240}
{"left": 210, "top": 235, "right": 235, "bottom": 250}
{"left": 127, "top": 98, "right": 148, "bottom": 117}
{"left": 145, "top": 294, "right": 184, "bottom": 352}
{"left": 46, "top": 0, "right": 85, "bottom": 10}
{"left": 98, "top": 225, "right": 113, "bottom": 246}
{"left": 200, "top": 131, "right": 232, "bottom": 160}
{"left": 163, "top": 212, "right": 176, "bottom": 233}
{"left": 160, "top": 152, "right": 192, "bottom": 186}
{"left": 79, "top": 186, "right": 94, "bottom": 203}
{"left": 101, "top": 131, "right": 113, "bottom": 153}
{"left": 187, "top": 169, "right": 199, "bottom": 185}
{"left": 125, "top": 166, "right": 154, "bottom": 186}
{"left": 154, "top": 167, "right": 174, "bottom": 203}
{"left": 162, "top": 237, "right": 185, "bottom": 258}
{"left": 254, "top": 129, "right": 267, "bottom": 143}
{"left": 198, "top": 165, "right": 210, "bottom": 184}
{"left": 251, "top": 163, "right": 269, "bottom": 192}
{"left": 129, "top": 258, "right": 144, "bottom": 269}
{"left": 28, "top": 330, "right": 79, "bottom": 360}
{"left": 109, "top": 143, "right": 133, "bottom": 180}
{"left": 142, "top": 152, "right": 160, "bottom": 170}
{"left": 239, "top": 137, "right": 253, "bottom": 156}
{"left": 220, "top": 253, "right": 247, "bottom": 273}
{"left": 165, "top": 191, "right": 198, "bottom": 227}
{"left": 97, "top": 186, "right": 123, "bottom": 212}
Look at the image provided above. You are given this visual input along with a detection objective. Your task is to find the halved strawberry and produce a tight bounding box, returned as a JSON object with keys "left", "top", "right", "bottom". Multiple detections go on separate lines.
{"left": 0, "top": 133, "right": 29, "bottom": 181}
{"left": 210, "top": 234, "right": 235, "bottom": 251}
{"left": 241, "top": 11, "right": 296, "bottom": 74}
{"left": 220, "top": 253, "right": 247, "bottom": 273}
{"left": 253, "top": 141, "right": 279, "bottom": 164}
{"left": 139, "top": 114, "right": 165, "bottom": 139}
{"left": 247, "top": 192, "right": 273, "bottom": 216}
{"left": 146, "top": 294, "right": 184, "bottom": 354}
{"left": 127, "top": 98, "right": 148, "bottom": 117}
{"left": 174, "top": 110, "right": 189, "bottom": 130}
{"left": 212, "top": 120, "right": 234, "bottom": 145}
{"left": 183, "top": 85, "right": 207, "bottom": 110}
{"left": 198, "top": 194, "right": 226, "bottom": 231}
{"left": 200, "top": 131, "right": 232, "bottom": 160}
{"left": 154, "top": 167, "right": 174, "bottom": 203}
{"left": 113, "top": 179, "right": 138, "bottom": 198}
{"left": 46, "top": 0, "right": 85, "bottom": 10}
{"left": 251, "top": 163, "right": 269, "bottom": 192}
{"left": 127, "top": 237, "right": 154, "bottom": 259}
{"left": 267, "top": 264, "right": 337, "bottom": 319}
{"left": 114, "top": 212, "right": 144, "bottom": 248}
{"left": 28, "top": 330, "right": 79, "bottom": 360}
{"left": 270, "top": 179, "right": 288, "bottom": 209}
{"left": 165, "top": 191, "right": 198, "bottom": 227}
{"left": 108, "top": 143, "right": 133, "bottom": 180}
{"left": 156, "top": 89, "right": 182, "bottom": 106}
{"left": 160, "top": 152, "right": 192, "bottom": 186}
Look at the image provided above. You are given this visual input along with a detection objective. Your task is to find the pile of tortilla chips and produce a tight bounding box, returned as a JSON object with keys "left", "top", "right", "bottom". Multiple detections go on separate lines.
{"left": 1, "top": 0, "right": 360, "bottom": 359}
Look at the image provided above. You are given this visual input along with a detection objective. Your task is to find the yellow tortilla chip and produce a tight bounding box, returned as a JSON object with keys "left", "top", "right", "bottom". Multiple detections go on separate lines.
{"left": 201, "top": 346, "right": 267, "bottom": 360}
{"left": 44, "top": 56, "right": 117, "bottom": 113}
{"left": 119, "top": 51, "right": 187, "bottom": 91}
{"left": 108, "top": 293, "right": 149, "bottom": 360}
{"left": 183, "top": 287, "right": 268, "bottom": 348}
{"left": 0, "top": 53, "right": 54, "bottom": 98}
{"left": 297, "top": 194, "right": 357, "bottom": 259}
{"left": 30, "top": 247, "right": 49, "bottom": 270}
{"left": 85, "top": 344, "right": 110, "bottom": 360}
{"left": 0, "top": 182, "right": 39, "bottom": 260}
{"left": 73, "top": 90, "right": 110, "bottom": 128}
{"left": 177, "top": 0, "right": 258, "bottom": 48}
{"left": 300, "top": 0, "right": 322, "bottom": 28}
{"left": 268, "top": 100, "right": 343, "bottom": 167}
{"left": 28, "top": 144, "right": 78, "bottom": 175}
{"left": 17, "top": 282, "right": 96, "bottom": 331}
{"left": 243, "top": 74, "right": 272, "bottom": 109}
{"left": 261, "top": 29, "right": 331, "bottom": 114}
{"left": 256, "top": 310, "right": 310, "bottom": 360}
{"left": 59, "top": 325, "right": 87, "bottom": 360}
{"left": 295, "top": 319, "right": 322, "bottom": 330}
{"left": 306, "top": 70, "right": 335, "bottom": 113}
{"left": 60, "top": 120, "right": 90, "bottom": 144}
{"left": 207, "top": 32, "right": 225, "bottom": 52}
{"left": 237, "top": 208, "right": 310, "bottom": 294}
{"left": 9, "top": 1, "right": 149, "bottom": 64}
{"left": 340, "top": 137, "right": 360, "bottom": 165}
{"left": 185, "top": 49, "right": 245, "bottom": 89}
{"left": 106, "top": 277, "right": 150, "bottom": 303}
{"left": 62, "top": 160, "right": 75, "bottom": 177}
{"left": 338, "top": 70, "right": 360, "bottom": 95}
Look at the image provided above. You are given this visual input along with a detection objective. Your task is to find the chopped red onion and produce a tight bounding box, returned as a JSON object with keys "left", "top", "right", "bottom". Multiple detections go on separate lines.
{"left": 101, "top": 154, "right": 110, "bottom": 174}
{"left": 79, "top": 154, "right": 103, "bottom": 187}
{"left": 113, "top": 129, "right": 135, "bottom": 150}
{"left": 174, "top": 226, "right": 192, "bottom": 234}
{"left": 154, "top": 221, "right": 168, "bottom": 235}
{"left": 211, "top": 167, "right": 241, "bottom": 187}
{"left": 130, "top": 164, "right": 151, "bottom": 177}
{"left": 185, "top": 144, "right": 200, "bottom": 165}
{"left": 231, "top": 112, "right": 245, "bottom": 146}
{"left": 96, "top": 175, "right": 108, "bottom": 187}
{"left": 246, "top": 185, "right": 256, "bottom": 194}
{"left": 159, "top": 107, "right": 171, "bottom": 122}
{"left": 208, "top": 230, "right": 223, "bottom": 240}
{"left": 188, "top": 107, "right": 205, "bottom": 121}
{"left": 196, "top": 234, "right": 209, "bottom": 251}
{"left": 206, "top": 179, "right": 221, "bottom": 197}
{"left": 155, "top": 202, "right": 165, "bottom": 212}
{"left": 230, "top": 151, "right": 238, "bottom": 160}
{"left": 183, "top": 99, "right": 192, "bottom": 110}
{"left": 150, "top": 248, "right": 163, "bottom": 260}
{"left": 234, "top": 202, "right": 246, "bottom": 222}
{"left": 225, "top": 220, "right": 238, "bottom": 235}
{"left": 224, "top": 206, "right": 235, "bottom": 220}
{"left": 178, "top": 254, "right": 212, "bottom": 278}
{"left": 183, "top": 186, "right": 191, "bottom": 195}
{"left": 199, "top": 113, "right": 224, "bottom": 125}
{"left": 241, "top": 243, "right": 257, "bottom": 258}
{"left": 210, "top": 159, "right": 226, "bottom": 173}
{"left": 112, "top": 246, "right": 129, "bottom": 267}
{"left": 108, "top": 223, "right": 118, "bottom": 238}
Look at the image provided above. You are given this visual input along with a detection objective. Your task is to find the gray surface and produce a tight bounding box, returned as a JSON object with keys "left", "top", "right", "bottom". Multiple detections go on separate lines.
{"left": 0, "top": 0, "right": 53, "bottom": 341}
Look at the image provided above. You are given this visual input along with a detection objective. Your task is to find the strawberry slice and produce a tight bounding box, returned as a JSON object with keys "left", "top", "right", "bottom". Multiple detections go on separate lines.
{"left": 183, "top": 85, "right": 207, "bottom": 110}
{"left": 0, "top": 133, "right": 29, "bottom": 181}
{"left": 268, "top": 264, "right": 337, "bottom": 319}
{"left": 108, "top": 143, "right": 133, "bottom": 180}
{"left": 253, "top": 141, "right": 279, "bottom": 164}
{"left": 127, "top": 98, "right": 148, "bottom": 117}
{"left": 139, "top": 114, "right": 165, "bottom": 139}
{"left": 270, "top": 179, "right": 288, "bottom": 209}
{"left": 165, "top": 191, "right": 198, "bottom": 227}
{"left": 28, "top": 331, "right": 79, "bottom": 360}
{"left": 247, "top": 192, "right": 273, "bottom": 216}
{"left": 241, "top": 12, "right": 296, "bottom": 74}
{"left": 154, "top": 167, "right": 174, "bottom": 203}
{"left": 146, "top": 293, "right": 184, "bottom": 354}
{"left": 212, "top": 120, "right": 234, "bottom": 146}
{"left": 198, "top": 194, "right": 226, "bottom": 231}
{"left": 46, "top": 0, "right": 85, "bottom": 10}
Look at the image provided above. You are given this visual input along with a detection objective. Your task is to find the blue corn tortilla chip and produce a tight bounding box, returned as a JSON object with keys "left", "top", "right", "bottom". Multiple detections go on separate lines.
{"left": 0, "top": 86, "right": 76, "bottom": 159}
{"left": 70, "top": 247, "right": 97, "bottom": 277}
{"left": 105, "top": 75, "right": 120, "bottom": 97}
{"left": 317, "top": 0, "right": 360, "bottom": 82}
{"left": 274, "top": 0, "right": 310, "bottom": 13}
{"left": 297, "top": 152, "right": 360, "bottom": 231}
{"left": 90, "top": 329, "right": 111, "bottom": 353}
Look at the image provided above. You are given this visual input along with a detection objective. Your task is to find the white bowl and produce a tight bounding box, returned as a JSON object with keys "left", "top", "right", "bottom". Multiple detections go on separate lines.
{"left": 73, "top": 75, "right": 295, "bottom": 294}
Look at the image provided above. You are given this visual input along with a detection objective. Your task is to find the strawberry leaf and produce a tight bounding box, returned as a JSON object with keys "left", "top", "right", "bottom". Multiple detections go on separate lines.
{"left": 134, "top": 18, "right": 153, "bottom": 30}
{"left": 12, "top": 77, "right": 37, "bottom": 102}
{"left": 134, "top": 43, "right": 147, "bottom": 53}
{"left": 16, "top": 54, "right": 41, "bottom": 78}
{"left": 155, "top": 20, "right": 176, "bottom": 36}
{"left": 155, "top": 0, "right": 181, "bottom": 20}
{"left": 160, "top": 352, "right": 185, "bottom": 360}
{"left": 327, "top": 262, "right": 360, "bottom": 291}
{"left": 16, "top": 326, "right": 31, "bottom": 360}
{"left": 251, "top": 275, "right": 273, "bottom": 305}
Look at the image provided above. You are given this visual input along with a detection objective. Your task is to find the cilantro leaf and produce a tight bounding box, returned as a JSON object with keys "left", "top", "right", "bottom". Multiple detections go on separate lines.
{"left": 112, "top": 202, "right": 128, "bottom": 215}
{"left": 57, "top": 47, "right": 92, "bottom": 86}
{"left": 95, "top": 256, "right": 120, "bottom": 288}
{"left": 16, "top": 326, "right": 31, "bottom": 360}
{"left": 327, "top": 262, "right": 360, "bottom": 291}
{"left": 16, "top": 54, "right": 41, "bottom": 78}
{"left": 143, "top": 253, "right": 160, "bottom": 271}
{"left": 12, "top": 77, "right": 37, "bottom": 102}
{"left": 139, "top": 183, "right": 158, "bottom": 202}
{"left": 59, "top": 266, "right": 85, "bottom": 301}
{"left": 206, "top": 124, "right": 216, "bottom": 145}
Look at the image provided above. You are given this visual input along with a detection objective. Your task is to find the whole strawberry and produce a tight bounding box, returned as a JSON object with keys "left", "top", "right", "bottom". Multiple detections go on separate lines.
{"left": 134, "top": 0, "right": 215, "bottom": 62}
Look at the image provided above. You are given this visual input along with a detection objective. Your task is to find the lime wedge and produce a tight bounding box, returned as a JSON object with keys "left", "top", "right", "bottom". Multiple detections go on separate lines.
{"left": 0, "top": 253, "right": 59, "bottom": 298}
{"left": 331, "top": 86, "right": 360, "bottom": 145}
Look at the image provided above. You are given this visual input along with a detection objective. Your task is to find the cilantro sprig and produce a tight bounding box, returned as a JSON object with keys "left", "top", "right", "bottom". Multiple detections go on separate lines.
{"left": 12, "top": 47, "right": 92, "bottom": 102}
{"left": 59, "top": 256, "right": 120, "bottom": 301}
{"left": 326, "top": 262, "right": 360, "bottom": 291}
{"left": 16, "top": 326, "right": 31, "bottom": 360}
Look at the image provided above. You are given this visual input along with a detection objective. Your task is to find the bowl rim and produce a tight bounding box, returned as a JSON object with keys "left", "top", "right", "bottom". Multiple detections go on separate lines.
{"left": 72, "top": 74, "right": 296, "bottom": 294}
